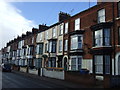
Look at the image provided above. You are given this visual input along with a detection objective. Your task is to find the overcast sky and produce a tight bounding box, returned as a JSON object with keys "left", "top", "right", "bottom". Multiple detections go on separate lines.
{"left": 0, "top": 0, "right": 97, "bottom": 49}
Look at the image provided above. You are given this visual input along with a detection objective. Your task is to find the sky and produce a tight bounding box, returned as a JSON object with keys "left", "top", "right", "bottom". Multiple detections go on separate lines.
{"left": 0, "top": 0, "right": 97, "bottom": 49}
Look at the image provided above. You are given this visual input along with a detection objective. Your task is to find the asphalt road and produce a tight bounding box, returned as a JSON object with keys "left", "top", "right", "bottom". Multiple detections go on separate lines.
{"left": 2, "top": 70, "right": 85, "bottom": 89}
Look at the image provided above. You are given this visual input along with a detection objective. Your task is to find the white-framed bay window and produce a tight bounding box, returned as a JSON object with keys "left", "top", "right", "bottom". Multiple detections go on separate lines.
{"left": 75, "top": 18, "right": 80, "bottom": 30}
{"left": 71, "top": 35, "right": 83, "bottom": 50}
{"left": 94, "top": 55, "right": 110, "bottom": 74}
{"left": 94, "top": 28, "right": 110, "bottom": 47}
{"left": 98, "top": 9, "right": 105, "bottom": 23}
{"left": 69, "top": 56, "right": 82, "bottom": 71}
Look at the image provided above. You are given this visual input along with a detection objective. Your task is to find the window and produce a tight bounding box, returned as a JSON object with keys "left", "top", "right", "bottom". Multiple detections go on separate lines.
{"left": 64, "top": 40, "right": 68, "bottom": 51}
{"left": 94, "top": 29, "right": 110, "bottom": 47}
{"left": 95, "top": 55, "right": 103, "bottom": 74}
{"left": 98, "top": 9, "right": 105, "bottom": 23}
{"left": 22, "top": 48, "right": 26, "bottom": 56}
{"left": 28, "top": 47, "right": 33, "bottom": 55}
{"left": 35, "top": 58, "right": 42, "bottom": 69}
{"left": 94, "top": 55, "right": 110, "bottom": 74}
{"left": 71, "top": 35, "right": 83, "bottom": 50}
{"left": 40, "top": 33, "right": 42, "bottom": 41}
{"left": 32, "top": 37, "right": 34, "bottom": 44}
{"left": 65, "top": 22, "right": 68, "bottom": 34}
{"left": 118, "top": 2, "right": 120, "bottom": 17}
{"left": 105, "top": 55, "right": 110, "bottom": 74}
{"left": 59, "top": 24, "right": 63, "bottom": 35}
{"left": 75, "top": 18, "right": 80, "bottom": 30}
{"left": 70, "top": 56, "right": 82, "bottom": 71}
{"left": 118, "top": 27, "right": 120, "bottom": 44}
{"left": 45, "top": 31, "right": 48, "bottom": 40}
{"left": 59, "top": 40, "right": 62, "bottom": 52}
{"left": 36, "top": 44, "right": 43, "bottom": 55}
{"left": 49, "top": 40, "right": 56, "bottom": 53}
{"left": 95, "top": 29, "right": 103, "bottom": 46}
{"left": 52, "top": 28, "right": 56, "bottom": 37}
{"left": 48, "top": 57, "right": 56, "bottom": 67}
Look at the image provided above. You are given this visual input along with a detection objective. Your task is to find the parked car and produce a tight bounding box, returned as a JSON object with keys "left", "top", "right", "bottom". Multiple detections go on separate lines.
{"left": 1, "top": 63, "right": 12, "bottom": 72}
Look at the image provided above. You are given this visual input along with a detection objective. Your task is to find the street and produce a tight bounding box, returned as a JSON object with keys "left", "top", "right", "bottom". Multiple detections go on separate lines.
{"left": 2, "top": 70, "right": 85, "bottom": 89}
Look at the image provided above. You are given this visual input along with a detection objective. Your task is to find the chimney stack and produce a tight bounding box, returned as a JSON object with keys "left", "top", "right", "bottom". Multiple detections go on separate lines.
{"left": 59, "top": 11, "right": 71, "bottom": 22}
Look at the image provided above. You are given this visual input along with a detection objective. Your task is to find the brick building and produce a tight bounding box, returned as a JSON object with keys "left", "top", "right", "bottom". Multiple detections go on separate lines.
{"left": 1, "top": 2, "right": 120, "bottom": 88}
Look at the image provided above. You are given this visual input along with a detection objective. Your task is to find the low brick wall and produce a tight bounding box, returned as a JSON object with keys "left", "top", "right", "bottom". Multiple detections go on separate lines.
{"left": 43, "top": 68, "right": 64, "bottom": 80}
{"left": 65, "top": 71, "right": 96, "bottom": 86}
{"left": 104, "top": 75, "right": 120, "bottom": 88}
{"left": 12, "top": 65, "right": 20, "bottom": 71}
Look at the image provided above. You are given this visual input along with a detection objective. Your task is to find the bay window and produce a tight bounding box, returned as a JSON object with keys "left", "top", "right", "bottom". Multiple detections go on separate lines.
{"left": 94, "top": 55, "right": 110, "bottom": 74}
{"left": 71, "top": 35, "right": 83, "bottom": 50}
{"left": 98, "top": 9, "right": 105, "bottom": 23}
{"left": 94, "top": 28, "right": 110, "bottom": 47}
{"left": 48, "top": 57, "right": 56, "bottom": 67}
{"left": 36, "top": 44, "right": 43, "bottom": 55}
{"left": 70, "top": 56, "right": 82, "bottom": 71}
{"left": 75, "top": 18, "right": 80, "bottom": 30}
{"left": 48, "top": 40, "right": 56, "bottom": 53}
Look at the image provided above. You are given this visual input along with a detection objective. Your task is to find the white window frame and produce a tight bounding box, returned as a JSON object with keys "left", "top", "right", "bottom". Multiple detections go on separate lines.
{"left": 45, "top": 31, "right": 48, "bottom": 40}
{"left": 52, "top": 27, "right": 56, "bottom": 37}
{"left": 64, "top": 40, "right": 68, "bottom": 51}
{"left": 94, "top": 29, "right": 110, "bottom": 47}
{"left": 40, "top": 33, "right": 42, "bottom": 41}
{"left": 59, "top": 24, "right": 63, "bottom": 35}
{"left": 65, "top": 22, "right": 68, "bottom": 34}
{"left": 75, "top": 18, "right": 80, "bottom": 31}
{"left": 95, "top": 55, "right": 103, "bottom": 74}
{"left": 98, "top": 9, "right": 105, "bottom": 23}
{"left": 71, "top": 35, "right": 83, "bottom": 50}
{"left": 59, "top": 40, "right": 62, "bottom": 52}
{"left": 69, "top": 56, "right": 82, "bottom": 71}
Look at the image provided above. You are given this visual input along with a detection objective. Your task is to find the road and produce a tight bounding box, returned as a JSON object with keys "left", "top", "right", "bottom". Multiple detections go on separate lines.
{"left": 2, "top": 70, "right": 85, "bottom": 88}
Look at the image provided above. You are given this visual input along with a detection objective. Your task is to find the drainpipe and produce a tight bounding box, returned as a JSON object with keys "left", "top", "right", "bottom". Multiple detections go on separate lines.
{"left": 112, "top": 2, "right": 116, "bottom": 75}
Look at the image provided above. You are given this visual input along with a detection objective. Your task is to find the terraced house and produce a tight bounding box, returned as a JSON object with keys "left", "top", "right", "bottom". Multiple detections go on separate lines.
{"left": 1, "top": 1, "right": 120, "bottom": 88}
